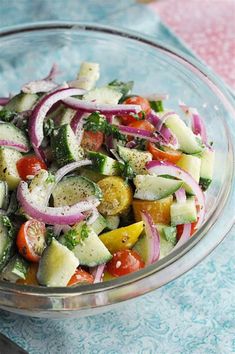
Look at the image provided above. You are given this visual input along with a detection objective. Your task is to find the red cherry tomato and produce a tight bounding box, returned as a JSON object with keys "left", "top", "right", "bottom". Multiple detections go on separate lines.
{"left": 16, "top": 156, "right": 47, "bottom": 181}
{"left": 148, "top": 142, "right": 182, "bottom": 164}
{"left": 67, "top": 268, "right": 94, "bottom": 286}
{"left": 176, "top": 220, "right": 198, "bottom": 240}
{"left": 81, "top": 131, "right": 104, "bottom": 151}
{"left": 106, "top": 250, "right": 145, "bottom": 277}
{"left": 16, "top": 220, "right": 46, "bottom": 262}
{"left": 121, "top": 96, "right": 151, "bottom": 125}
{"left": 128, "top": 120, "right": 155, "bottom": 132}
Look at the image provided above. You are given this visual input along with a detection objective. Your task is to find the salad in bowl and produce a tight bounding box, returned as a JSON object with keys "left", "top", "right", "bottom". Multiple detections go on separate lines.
{"left": 0, "top": 61, "right": 214, "bottom": 288}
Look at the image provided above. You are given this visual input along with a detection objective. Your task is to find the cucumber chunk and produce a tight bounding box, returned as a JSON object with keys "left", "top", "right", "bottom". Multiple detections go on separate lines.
{"left": 52, "top": 176, "right": 102, "bottom": 207}
{"left": 117, "top": 145, "right": 152, "bottom": 175}
{"left": 87, "top": 151, "right": 120, "bottom": 176}
{"left": 5, "top": 92, "right": 38, "bottom": 112}
{"left": 0, "top": 122, "right": 30, "bottom": 151}
{"left": 0, "top": 218, "right": 14, "bottom": 272}
{"left": 83, "top": 86, "right": 122, "bottom": 105}
{"left": 51, "top": 124, "right": 84, "bottom": 167}
{"left": 37, "top": 239, "right": 79, "bottom": 287}
{"left": 1, "top": 255, "right": 29, "bottom": 282}
{"left": 165, "top": 113, "right": 203, "bottom": 154}
{"left": 76, "top": 62, "right": 100, "bottom": 90}
{"left": 60, "top": 224, "right": 112, "bottom": 267}
{"left": 170, "top": 197, "right": 197, "bottom": 226}
{"left": 0, "top": 181, "right": 8, "bottom": 209}
{"left": 134, "top": 175, "right": 183, "bottom": 200}
{"left": 0, "top": 148, "right": 22, "bottom": 190}
{"left": 200, "top": 148, "right": 215, "bottom": 190}
{"left": 177, "top": 153, "right": 201, "bottom": 194}
{"left": 91, "top": 213, "right": 107, "bottom": 235}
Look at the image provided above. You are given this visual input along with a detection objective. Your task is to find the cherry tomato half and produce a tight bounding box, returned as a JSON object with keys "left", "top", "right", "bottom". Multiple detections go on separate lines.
{"left": 16, "top": 220, "right": 47, "bottom": 262}
{"left": 81, "top": 131, "right": 104, "bottom": 151}
{"left": 16, "top": 155, "right": 47, "bottom": 181}
{"left": 128, "top": 120, "right": 155, "bottom": 132}
{"left": 148, "top": 142, "right": 182, "bottom": 164}
{"left": 67, "top": 268, "right": 94, "bottom": 286}
{"left": 121, "top": 96, "right": 151, "bottom": 125}
{"left": 106, "top": 250, "right": 145, "bottom": 277}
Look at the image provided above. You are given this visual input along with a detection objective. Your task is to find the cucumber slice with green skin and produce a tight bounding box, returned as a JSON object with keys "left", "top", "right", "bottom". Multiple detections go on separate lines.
{"left": 165, "top": 113, "right": 203, "bottom": 154}
{"left": 134, "top": 175, "right": 183, "bottom": 201}
{"left": 76, "top": 62, "right": 100, "bottom": 90}
{"left": 0, "top": 181, "right": 8, "bottom": 209}
{"left": 105, "top": 215, "right": 120, "bottom": 230}
{"left": 91, "top": 213, "right": 107, "bottom": 235}
{"left": 87, "top": 151, "right": 120, "bottom": 176}
{"left": 29, "top": 169, "right": 55, "bottom": 206}
{"left": 0, "top": 219, "right": 14, "bottom": 272}
{"left": 51, "top": 124, "right": 84, "bottom": 167}
{"left": 199, "top": 149, "right": 215, "bottom": 191}
{"left": 1, "top": 255, "right": 29, "bottom": 282}
{"left": 117, "top": 145, "right": 152, "bottom": 175}
{"left": 37, "top": 239, "right": 79, "bottom": 287}
{"left": 133, "top": 224, "right": 175, "bottom": 261}
{"left": 5, "top": 92, "right": 38, "bottom": 112}
{"left": 0, "top": 123, "right": 30, "bottom": 151}
{"left": 0, "top": 148, "right": 22, "bottom": 190}
{"left": 79, "top": 167, "right": 106, "bottom": 183}
{"left": 83, "top": 87, "right": 122, "bottom": 105}
{"left": 170, "top": 197, "right": 197, "bottom": 226}
{"left": 52, "top": 176, "right": 102, "bottom": 207}
{"left": 60, "top": 224, "right": 112, "bottom": 267}
{"left": 177, "top": 153, "right": 201, "bottom": 194}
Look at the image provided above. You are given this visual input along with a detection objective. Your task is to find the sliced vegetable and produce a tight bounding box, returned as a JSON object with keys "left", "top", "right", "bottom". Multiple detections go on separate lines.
{"left": 140, "top": 211, "right": 160, "bottom": 265}
{"left": 37, "top": 238, "right": 79, "bottom": 287}
{"left": 0, "top": 217, "right": 15, "bottom": 272}
{"left": 75, "top": 61, "right": 100, "bottom": 90}
{"left": 81, "top": 131, "right": 104, "bottom": 151}
{"left": 1, "top": 255, "right": 29, "bottom": 282}
{"left": 83, "top": 86, "right": 122, "bottom": 104}
{"left": 132, "top": 196, "right": 173, "bottom": 224}
{"left": 16, "top": 220, "right": 46, "bottom": 262}
{"left": 87, "top": 151, "right": 120, "bottom": 176}
{"left": 5, "top": 92, "right": 38, "bottom": 112}
{"left": 170, "top": 197, "right": 197, "bottom": 226}
{"left": 0, "top": 122, "right": 30, "bottom": 152}
{"left": 148, "top": 142, "right": 182, "bottom": 163}
{"left": 117, "top": 145, "right": 152, "bottom": 175}
{"left": 133, "top": 175, "right": 183, "bottom": 200}
{"left": 121, "top": 96, "right": 151, "bottom": 125}
{"left": 105, "top": 215, "right": 120, "bottom": 230}
{"left": 0, "top": 148, "right": 22, "bottom": 190}
{"left": 67, "top": 267, "right": 94, "bottom": 286}
{"left": 90, "top": 263, "right": 106, "bottom": 284}
{"left": 97, "top": 176, "right": 133, "bottom": 216}
{"left": 91, "top": 213, "right": 107, "bottom": 234}
{"left": 106, "top": 250, "right": 144, "bottom": 277}
{"left": 200, "top": 148, "right": 215, "bottom": 191}
{"left": 0, "top": 181, "right": 8, "bottom": 210}
{"left": 176, "top": 153, "right": 201, "bottom": 194}
{"left": 16, "top": 156, "right": 47, "bottom": 181}
{"left": 99, "top": 221, "right": 143, "bottom": 254}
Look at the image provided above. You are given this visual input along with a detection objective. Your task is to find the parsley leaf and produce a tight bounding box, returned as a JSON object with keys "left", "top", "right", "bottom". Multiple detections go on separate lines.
{"left": 46, "top": 172, "right": 56, "bottom": 184}
{"left": 80, "top": 224, "right": 90, "bottom": 242}
{"left": 84, "top": 112, "right": 127, "bottom": 142}
{"left": 43, "top": 118, "right": 55, "bottom": 137}
{"left": 150, "top": 100, "right": 164, "bottom": 113}
{"left": 119, "top": 161, "right": 136, "bottom": 181}
{"left": 1, "top": 216, "right": 16, "bottom": 239}
{"left": 63, "top": 224, "right": 90, "bottom": 251}
{"left": 0, "top": 108, "right": 18, "bottom": 122}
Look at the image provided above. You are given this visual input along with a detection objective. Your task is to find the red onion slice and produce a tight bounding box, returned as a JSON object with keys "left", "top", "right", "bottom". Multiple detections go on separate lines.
{"left": 17, "top": 181, "right": 99, "bottom": 225}
{"left": 0, "top": 139, "right": 29, "bottom": 153}
{"left": 54, "top": 160, "right": 92, "bottom": 184}
{"left": 62, "top": 97, "right": 141, "bottom": 115}
{"left": 90, "top": 263, "right": 106, "bottom": 283}
{"left": 70, "top": 110, "right": 86, "bottom": 146}
{"left": 117, "top": 124, "right": 161, "bottom": 144}
{"left": 141, "top": 211, "right": 160, "bottom": 265}
{"left": 175, "top": 187, "right": 187, "bottom": 203}
{"left": 29, "top": 88, "right": 86, "bottom": 151}
{"left": 147, "top": 111, "right": 178, "bottom": 147}
{"left": 173, "top": 223, "right": 191, "bottom": 251}
{"left": 146, "top": 160, "right": 205, "bottom": 228}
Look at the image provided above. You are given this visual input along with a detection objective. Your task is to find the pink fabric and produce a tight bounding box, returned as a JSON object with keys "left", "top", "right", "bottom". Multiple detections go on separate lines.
{"left": 149, "top": 0, "right": 235, "bottom": 89}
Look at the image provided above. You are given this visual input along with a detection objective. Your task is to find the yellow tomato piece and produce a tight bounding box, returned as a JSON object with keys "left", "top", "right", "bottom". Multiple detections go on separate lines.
{"left": 132, "top": 195, "right": 173, "bottom": 224}
{"left": 97, "top": 176, "right": 133, "bottom": 216}
{"left": 99, "top": 221, "right": 143, "bottom": 254}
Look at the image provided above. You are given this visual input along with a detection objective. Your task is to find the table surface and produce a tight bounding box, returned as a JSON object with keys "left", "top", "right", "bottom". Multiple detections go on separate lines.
{"left": 0, "top": 1, "right": 234, "bottom": 353}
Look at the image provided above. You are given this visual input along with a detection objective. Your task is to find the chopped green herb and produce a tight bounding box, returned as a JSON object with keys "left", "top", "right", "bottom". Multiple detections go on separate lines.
{"left": 150, "top": 100, "right": 164, "bottom": 113}
{"left": 129, "top": 111, "right": 145, "bottom": 121}
{"left": 46, "top": 172, "right": 56, "bottom": 184}
{"left": 46, "top": 227, "right": 56, "bottom": 245}
{"left": 1, "top": 216, "right": 15, "bottom": 239}
{"left": 119, "top": 161, "right": 136, "bottom": 181}
{"left": 84, "top": 112, "right": 127, "bottom": 142}
{"left": 63, "top": 228, "right": 79, "bottom": 251}
{"left": 43, "top": 118, "right": 55, "bottom": 137}
{"left": 0, "top": 108, "right": 17, "bottom": 122}
{"left": 80, "top": 224, "right": 90, "bottom": 242}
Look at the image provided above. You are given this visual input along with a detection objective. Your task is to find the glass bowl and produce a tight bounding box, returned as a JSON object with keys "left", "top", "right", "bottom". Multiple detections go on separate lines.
{"left": 0, "top": 22, "right": 234, "bottom": 318}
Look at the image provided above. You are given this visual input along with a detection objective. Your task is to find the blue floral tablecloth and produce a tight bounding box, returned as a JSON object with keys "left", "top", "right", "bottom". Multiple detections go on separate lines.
{"left": 0, "top": 1, "right": 234, "bottom": 353}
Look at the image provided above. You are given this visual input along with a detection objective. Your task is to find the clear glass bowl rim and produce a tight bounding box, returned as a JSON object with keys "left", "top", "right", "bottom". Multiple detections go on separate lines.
{"left": 0, "top": 21, "right": 234, "bottom": 302}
